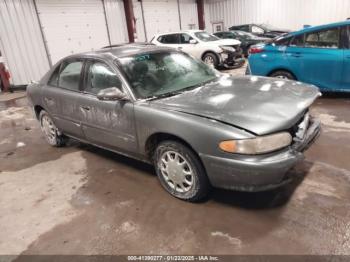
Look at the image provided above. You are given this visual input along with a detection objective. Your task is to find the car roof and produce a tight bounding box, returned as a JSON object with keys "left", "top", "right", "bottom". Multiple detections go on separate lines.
{"left": 62, "top": 43, "right": 174, "bottom": 61}
{"left": 153, "top": 30, "right": 205, "bottom": 37}
{"left": 290, "top": 20, "right": 350, "bottom": 36}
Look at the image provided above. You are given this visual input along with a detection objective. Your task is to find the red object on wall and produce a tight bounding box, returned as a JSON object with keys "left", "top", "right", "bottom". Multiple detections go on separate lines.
{"left": 0, "top": 62, "right": 10, "bottom": 92}
{"left": 197, "top": 0, "right": 205, "bottom": 30}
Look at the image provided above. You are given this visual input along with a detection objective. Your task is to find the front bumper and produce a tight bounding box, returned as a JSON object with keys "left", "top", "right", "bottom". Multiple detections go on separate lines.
{"left": 219, "top": 51, "right": 245, "bottom": 69}
{"left": 200, "top": 118, "right": 321, "bottom": 192}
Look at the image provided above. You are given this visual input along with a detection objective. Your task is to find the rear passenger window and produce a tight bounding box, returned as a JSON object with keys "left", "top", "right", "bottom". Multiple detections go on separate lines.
{"left": 305, "top": 28, "right": 340, "bottom": 48}
{"left": 290, "top": 34, "right": 304, "bottom": 47}
{"left": 58, "top": 61, "right": 83, "bottom": 91}
{"left": 158, "top": 34, "right": 179, "bottom": 44}
{"left": 48, "top": 65, "right": 60, "bottom": 86}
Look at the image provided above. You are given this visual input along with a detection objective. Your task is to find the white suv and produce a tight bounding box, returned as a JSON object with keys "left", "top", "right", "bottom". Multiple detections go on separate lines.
{"left": 151, "top": 30, "right": 244, "bottom": 68}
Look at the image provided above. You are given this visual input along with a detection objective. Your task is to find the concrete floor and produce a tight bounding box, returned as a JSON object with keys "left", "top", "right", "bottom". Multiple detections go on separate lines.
{"left": 1, "top": 70, "right": 350, "bottom": 256}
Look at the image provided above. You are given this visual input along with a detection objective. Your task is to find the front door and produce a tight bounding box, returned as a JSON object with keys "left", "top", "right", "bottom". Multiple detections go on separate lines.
{"left": 78, "top": 60, "right": 138, "bottom": 154}
{"left": 178, "top": 33, "right": 201, "bottom": 59}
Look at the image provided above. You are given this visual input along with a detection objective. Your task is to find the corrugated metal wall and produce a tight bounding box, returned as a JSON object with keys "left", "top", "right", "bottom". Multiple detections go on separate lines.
{"left": 104, "top": 0, "right": 129, "bottom": 44}
{"left": 133, "top": 0, "right": 199, "bottom": 41}
{"left": 0, "top": 0, "right": 50, "bottom": 85}
{"left": 206, "top": 0, "right": 350, "bottom": 32}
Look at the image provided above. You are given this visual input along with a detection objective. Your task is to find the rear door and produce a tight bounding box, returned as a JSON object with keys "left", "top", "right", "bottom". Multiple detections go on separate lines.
{"left": 286, "top": 27, "right": 343, "bottom": 90}
{"left": 78, "top": 59, "right": 138, "bottom": 154}
{"left": 42, "top": 58, "right": 85, "bottom": 139}
{"left": 343, "top": 26, "right": 350, "bottom": 90}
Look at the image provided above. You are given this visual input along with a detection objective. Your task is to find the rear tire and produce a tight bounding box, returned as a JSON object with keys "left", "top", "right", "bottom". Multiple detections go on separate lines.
{"left": 202, "top": 52, "right": 219, "bottom": 68}
{"left": 269, "top": 70, "right": 296, "bottom": 80}
{"left": 154, "top": 140, "right": 210, "bottom": 202}
{"left": 39, "top": 110, "right": 67, "bottom": 147}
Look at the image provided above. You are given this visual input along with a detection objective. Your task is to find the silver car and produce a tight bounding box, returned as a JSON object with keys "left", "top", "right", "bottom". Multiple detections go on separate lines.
{"left": 27, "top": 44, "right": 321, "bottom": 201}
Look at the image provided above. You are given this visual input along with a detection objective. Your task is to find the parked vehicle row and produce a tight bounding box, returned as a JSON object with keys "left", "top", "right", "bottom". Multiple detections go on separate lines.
{"left": 229, "top": 23, "right": 290, "bottom": 38}
{"left": 151, "top": 30, "right": 245, "bottom": 69}
{"left": 27, "top": 44, "right": 321, "bottom": 201}
{"left": 247, "top": 20, "right": 350, "bottom": 92}
{"left": 214, "top": 30, "right": 270, "bottom": 56}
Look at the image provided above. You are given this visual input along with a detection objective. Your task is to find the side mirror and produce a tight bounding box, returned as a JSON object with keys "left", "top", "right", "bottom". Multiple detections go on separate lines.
{"left": 189, "top": 39, "right": 198, "bottom": 44}
{"left": 97, "top": 87, "right": 129, "bottom": 101}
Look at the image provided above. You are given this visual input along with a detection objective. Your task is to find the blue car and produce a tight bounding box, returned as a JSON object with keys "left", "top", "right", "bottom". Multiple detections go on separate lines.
{"left": 247, "top": 20, "right": 350, "bottom": 92}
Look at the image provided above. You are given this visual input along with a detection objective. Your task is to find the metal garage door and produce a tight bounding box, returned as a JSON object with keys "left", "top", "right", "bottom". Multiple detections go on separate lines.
{"left": 141, "top": 0, "right": 181, "bottom": 41}
{"left": 36, "top": 0, "right": 110, "bottom": 64}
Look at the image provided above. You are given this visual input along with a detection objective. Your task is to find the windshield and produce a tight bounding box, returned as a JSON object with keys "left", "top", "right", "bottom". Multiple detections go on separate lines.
{"left": 194, "top": 31, "right": 220, "bottom": 42}
{"left": 260, "top": 24, "right": 282, "bottom": 32}
{"left": 118, "top": 52, "right": 218, "bottom": 99}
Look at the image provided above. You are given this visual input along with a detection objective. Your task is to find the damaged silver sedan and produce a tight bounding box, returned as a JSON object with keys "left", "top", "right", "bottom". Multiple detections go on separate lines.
{"left": 27, "top": 44, "right": 321, "bottom": 201}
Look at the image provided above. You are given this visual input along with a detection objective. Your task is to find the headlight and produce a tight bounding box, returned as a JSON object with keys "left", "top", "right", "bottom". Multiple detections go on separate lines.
{"left": 220, "top": 45, "right": 236, "bottom": 52}
{"left": 219, "top": 132, "right": 292, "bottom": 155}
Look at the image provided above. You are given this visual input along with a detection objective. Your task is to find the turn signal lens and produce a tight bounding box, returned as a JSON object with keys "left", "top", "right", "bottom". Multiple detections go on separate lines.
{"left": 219, "top": 140, "right": 237, "bottom": 153}
{"left": 219, "top": 132, "right": 292, "bottom": 155}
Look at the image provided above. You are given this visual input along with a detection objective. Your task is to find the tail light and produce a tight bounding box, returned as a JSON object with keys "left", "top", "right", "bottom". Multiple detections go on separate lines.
{"left": 249, "top": 46, "right": 265, "bottom": 55}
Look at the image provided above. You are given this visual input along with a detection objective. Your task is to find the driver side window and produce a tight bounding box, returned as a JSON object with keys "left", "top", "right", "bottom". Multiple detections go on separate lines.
{"left": 180, "top": 33, "right": 194, "bottom": 44}
{"left": 85, "top": 61, "right": 122, "bottom": 95}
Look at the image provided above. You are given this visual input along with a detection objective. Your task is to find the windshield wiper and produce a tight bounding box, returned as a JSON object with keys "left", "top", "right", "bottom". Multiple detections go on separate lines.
{"left": 145, "top": 77, "right": 218, "bottom": 101}
{"left": 146, "top": 90, "right": 184, "bottom": 101}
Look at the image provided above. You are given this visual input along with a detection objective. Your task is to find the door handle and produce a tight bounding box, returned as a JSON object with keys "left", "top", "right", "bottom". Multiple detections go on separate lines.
{"left": 44, "top": 97, "right": 53, "bottom": 103}
{"left": 80, "top": 106, "right": 90, "bottom": 111}
{"left": 177, "top": 47, "right": 183, "bottom": 50}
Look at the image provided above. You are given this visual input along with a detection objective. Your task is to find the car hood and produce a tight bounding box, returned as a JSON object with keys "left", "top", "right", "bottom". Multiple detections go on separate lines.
{"left": 213, "top": 38, "right": 241, "bottom": 46}
{"left": 150, "top": 75, "right": 320, "bottom": 135}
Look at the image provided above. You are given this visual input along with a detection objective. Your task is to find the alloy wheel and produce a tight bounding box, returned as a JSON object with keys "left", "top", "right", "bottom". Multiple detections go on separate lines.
{"left": 204, "top": 56, "right": 215, "bottom": 65}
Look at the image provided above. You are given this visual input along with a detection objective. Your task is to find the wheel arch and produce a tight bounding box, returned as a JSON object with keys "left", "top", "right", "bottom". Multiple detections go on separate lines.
{"left": 267, "top": 68, "right": 298, "bottom": 80}
{"left": 201, "top": 50, "right": 220, "bottom": 62}
{"left": 34, "top": 105, "right": 45, "bottom": 120}
{"left": 145, "top": 132, "right": 202, "bottom": 164}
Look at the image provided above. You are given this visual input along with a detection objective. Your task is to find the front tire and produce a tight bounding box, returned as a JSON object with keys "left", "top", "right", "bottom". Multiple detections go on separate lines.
{"left": 269, "top": 70, "right": 296, "bottom": 80}
{"left": 154, "top": 141, "right": 210, "bottom": 202}
{"left": 202, "top": 52, "right": 219, "bottom": 68}
{"left": 39, "top": 110, "right": 67, "bottom": 147}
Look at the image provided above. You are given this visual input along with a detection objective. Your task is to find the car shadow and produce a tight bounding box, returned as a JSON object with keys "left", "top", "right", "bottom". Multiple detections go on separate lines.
{"left": 208, "top": 160, "right": 313, "bottom": 209}
{"left": 320, "top": 91, "right": 350, "bottom": 99}
{"left": 72, "top": 140, "right": 313, "bottom": 210}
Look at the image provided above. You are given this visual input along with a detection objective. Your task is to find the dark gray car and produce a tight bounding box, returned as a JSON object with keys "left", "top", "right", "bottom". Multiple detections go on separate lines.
{"left": 27, "top": 44, "right": 321, "bottom": 201}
